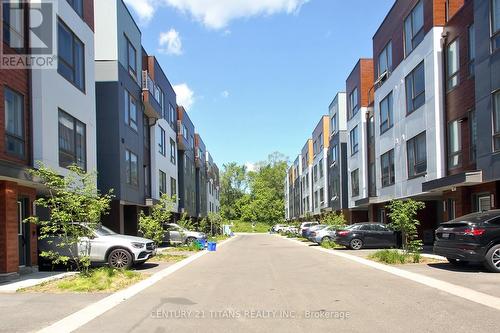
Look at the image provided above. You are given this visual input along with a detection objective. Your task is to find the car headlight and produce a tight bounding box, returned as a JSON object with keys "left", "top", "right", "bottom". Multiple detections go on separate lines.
{"left": 131, "top": 242, "right": 145, "bottom": 249}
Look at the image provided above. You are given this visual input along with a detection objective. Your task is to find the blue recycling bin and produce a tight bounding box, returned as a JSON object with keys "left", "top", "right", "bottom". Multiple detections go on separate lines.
{"left": 198, "top": 239, "right": 207, "bottom": 249}
{"left": 207, "top": 242, "right": 217, "bottom": 252}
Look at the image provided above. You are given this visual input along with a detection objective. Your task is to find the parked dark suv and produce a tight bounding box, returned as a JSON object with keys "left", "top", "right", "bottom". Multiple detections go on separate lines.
{"left": 434, "top": 210, "right": 500, "bottom": 273}
{"left": 334, "top": 223, "right": 396, "bottom": 250}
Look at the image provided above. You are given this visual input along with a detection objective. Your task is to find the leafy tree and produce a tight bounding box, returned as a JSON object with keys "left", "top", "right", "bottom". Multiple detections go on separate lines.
{"left": 387, "top": 199, "right": 425, "bottom": 253}
{"left": 138, "top": 194, "right": 175, "bottom": 245}
{"left": 177, "top": 212, "right": 195, "bottom": 230}
{"left": 321, "top": 212, "right": 347, "bottom": 229}
{"left": 25, "top": 164, "right": 113, "bottom": 273}
{"left": 220, "top": 163, "right": 248, "bottom": 220}
{"left": 207, "top": 212, "right": 223, "bottom": 236}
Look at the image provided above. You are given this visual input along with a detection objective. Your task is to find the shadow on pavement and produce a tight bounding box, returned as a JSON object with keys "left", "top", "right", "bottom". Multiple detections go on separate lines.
{"left": 133, "top": 263, "right": 160, "bottom": 271}
{"left": 426, "top": 262, "right": 489, "bottom": 273}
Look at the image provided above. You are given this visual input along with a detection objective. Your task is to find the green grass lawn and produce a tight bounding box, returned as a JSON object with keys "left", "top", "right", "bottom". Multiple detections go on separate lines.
{"left": 230, "top": 221, "right": 270, "bottom": 233}
{"left": 21, "top": 267, "right": 144, "bottom": 293}
{"left": 150, "top": 253, "right": 188, "bottom": 263}
{"left": 368, "top": 249, "right": 424, "bottom": 264}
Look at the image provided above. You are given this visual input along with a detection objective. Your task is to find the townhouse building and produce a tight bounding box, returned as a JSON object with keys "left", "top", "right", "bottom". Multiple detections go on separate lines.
{"left": 346, "top": 59, "right": 374, "bottom": 223}
{"left": 142, "top": 53, "right": 179, "bottom": 214}
{"left": 284, "top": 171, "right": 290, "bottom": 220}
{"left": 206, "top": 151, "right": 220, "bottom": 214}
{"left": 311, "top": 116, "right": 330, "bottom": 216}
{"left": 292, "top": 156, "right": 303, "bottom": 219}
{"left": 195, "top": 134, "right": 207, "bottom": 218}
{"left": 94, "top": 0, "right": 153, "bottom": 235}
{"left": 327, "top": 92, "right": 349, "bottom": 215}
{"left": 285, "top": 163, "right": 296, "bottom": 219}
{"left": 177, "top": 106, "right": 196, "bottom": 217}
{"left": 300, "top": 139, "right": 314, "bottom": 217}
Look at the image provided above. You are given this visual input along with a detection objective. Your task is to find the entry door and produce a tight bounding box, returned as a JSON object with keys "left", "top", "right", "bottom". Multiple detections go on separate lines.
{"left": 17, "top": 200, "right": 28, "bottom": 266}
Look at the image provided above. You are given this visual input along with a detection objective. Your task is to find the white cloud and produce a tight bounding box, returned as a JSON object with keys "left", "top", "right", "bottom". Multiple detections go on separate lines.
{"left": 163, "top": 0, "right": 310, "bottom": 29}
{"left": 245, "top": 162, "right": 259, "bottom": 172}
{"left": 174, "top": 83, "right": 195, "bottom": 110}
{"left": 158, "top": 29, "right": 183, "bottom": 55}
{"left": 123, "top": 0, "right": 155, "bottom": 23}
{"left": 221, "top": 90, "right": 230, "bottom": 98}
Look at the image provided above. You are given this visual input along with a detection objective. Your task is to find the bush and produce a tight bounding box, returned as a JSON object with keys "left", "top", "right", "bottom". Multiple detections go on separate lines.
{"left": 369, "top": 249, "right": 422, "bottom": 264}
{"left": 320, "top": 240, "right": 341, "bottom": 249}
{"left": 138, "top": 194, "right": 175, "bottom": 245}
{"left": 231, "top": 220, "right": 270, "bottom": 233}
{"left": 321, "top": 212, "right": 347, "bottom": 229}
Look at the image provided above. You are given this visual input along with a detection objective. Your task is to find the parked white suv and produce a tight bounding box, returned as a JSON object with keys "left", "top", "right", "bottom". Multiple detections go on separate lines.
{"left": 38, "top": 224, "right": 156, "bottom": 269}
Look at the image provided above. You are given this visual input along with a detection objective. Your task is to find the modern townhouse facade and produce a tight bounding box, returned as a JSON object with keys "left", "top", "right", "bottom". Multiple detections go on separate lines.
{"left": 423, "top": 0, "right": 500, "bottom": 220}
{"left": 195, "top": 133, "right": 207, "bottom": 218}
{"left": 327, "top": 92, "right": 349, "bottom": 215}
{"left": 142, "top": 53, "right": 179, "bottom": 214}
{"left": 94, "top": 0, "right": 153, "bottom": 235}
{"left": 311, "top": 116, "right": 330, "bottom": 216}
{"left": 177, "top": 106, "right": 196, "bottom": 218}
{"left": 206, "top": 151, "right": 220, "bottom": 214}
{"left": 300, "top": 139, "right": 314, "bottom": 217}
{"left": 292, "top": 156, "right": 303, "bottom": 219}
{"left": 346, "top": 59, "right": 374, "bottom": 223}
{"left": 284, "top": 171, "right": 290, "bottom": 220}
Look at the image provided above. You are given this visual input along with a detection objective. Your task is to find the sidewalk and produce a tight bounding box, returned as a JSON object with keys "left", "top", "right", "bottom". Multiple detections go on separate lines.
{"left": 0, "top": 271, "right": 76, "bottom": 294}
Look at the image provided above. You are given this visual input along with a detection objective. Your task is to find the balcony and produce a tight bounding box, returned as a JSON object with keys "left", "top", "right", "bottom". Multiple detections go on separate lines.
{"left": 195, "top": 147, "right": 203, "bottom": 168}
{"left": 177, "top": 120, "right": 187, "bottom": 151}
{"left": 141, "top": 71, "right": 161, "bottom": 119}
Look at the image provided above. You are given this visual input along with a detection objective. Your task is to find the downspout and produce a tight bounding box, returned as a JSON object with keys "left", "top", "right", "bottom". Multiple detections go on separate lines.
{"left": 441, "top": 30, "right": 449, "bottom": 175}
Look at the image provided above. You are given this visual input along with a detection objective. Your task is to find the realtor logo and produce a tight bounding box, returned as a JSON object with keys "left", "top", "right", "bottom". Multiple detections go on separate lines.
{"left": 1, "top": 0, "right": 56, "bottom": 69}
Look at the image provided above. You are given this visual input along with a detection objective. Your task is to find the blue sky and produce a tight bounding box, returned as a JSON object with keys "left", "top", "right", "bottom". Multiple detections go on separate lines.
{"left": 125, "top": 0, "right": 395, "bottom": 169}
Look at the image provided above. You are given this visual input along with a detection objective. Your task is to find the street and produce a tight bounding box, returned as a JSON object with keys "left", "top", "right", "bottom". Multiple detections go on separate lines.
{"left": 66, "top": 234, "right": 500, "bottom": 333}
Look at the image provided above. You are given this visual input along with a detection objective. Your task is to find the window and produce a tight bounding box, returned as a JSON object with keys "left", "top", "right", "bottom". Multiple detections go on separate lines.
{"left": 58, "top": 20, "right": 85, "bottom": 91}
{"left": 319, "top": 160, "right": 323, "bottom": 178}
{"left": 350, "top": 126, "right": 359, "bottom": 155}
{"left": 3, "top": 1, "right": 24, "bottom": 49}
{"left": 494, "top": 91, "right": 500, "bottom": 151}
{"left": 448, "top": 120, "right": 462, "bottom": 169}
{"left": 331, "top": 114, "right": 337, "bottom": 133}
{"left": 468, "top": 24, "right": 475, "bottom": 76}
{"left": 143, "top": 115, "right": 150, "bottom": 149}
{"left": 126, "top": 37, "right": 137, "bottom": 78}
{"left": 66, "top": 0, "right": 83, "bottom": 17}
{"left": 447, "top": 39, "right": 460, "bottom": 91}
{"left": 470, "top": 110, "right": 477, "bottom": 161}
{"left": 169, "top": 104, "right": 176, "bottom": 129}
{"left": 159, "top": 170, "right": 167, "bottom": 196}
{"left": 4, "top": 88, "right": 24, "bottom": 158}
{"left": 349, "top": 88, "right": 359, "bottom": 119}
{"left": 170, "top": 138, "right": 176, "bottom": 164}
{"left": 381, "top": 149, "right": 395, "bottom": 187}
{"left": 319, "top": 189, "right": 324, "bottom": 205}
{"left": 314, "top": 191, "right": 318, "bottom": 208}
{"left": 492, "top": 0, "right": 500, "bottom": 51}
{"left": 182, "top": 124, "right": 188, "bottom": 140}
{"left": 407, "top": 132, "right": 427, "bottom": 178}
{"left": 313, "top": 165, "right": 318, "bottom": 182}
{"left": 351, "top": 169, "right": 359, "bottom": 197}
{"left": 125, "top": 150, "right": 138, "bottom": 186}
{"left": 378, "top": 41, "right": 392, "bottom": 77}
{"left": 159, "top": 89, "right": 165, "bottom": 118}
{"left": 369, "top": 162, "right": 376, "bottom": 197}
{"left": 404, "top": 1, "right": 424, "bottom": 56}
{"left": 380, "top": 92, "right": 393, "bottom": 133}
{"left": 478, "top": 195, "right": 492, "bottom": 212}
{"left": 158, "top": 126, "right": 166, "bottom": 156}
{"left": 405, "top": 61, "right": 425, "bottom": 113}
{"left": 144, "top": 165, "right": 150, "bottom": 196}
{"left": 124, "top": 90, "right": 138, "bottom": 131}
{"left": 58, "top": 110, "right": 86, "bottom": 170}
{"left": 331, "top": 145, "right": 338, "bottom": 164}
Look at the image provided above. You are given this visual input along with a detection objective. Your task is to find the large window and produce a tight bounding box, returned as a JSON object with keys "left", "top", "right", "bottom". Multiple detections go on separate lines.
{"left": 66, "top": 0, "right": 83, "bottom": 17}
{"left": 494, "top": 91, "right": 500, "bottom": 151}
{"left": 330, "top": 145, "right": 338, "bottom": 164}
{"left": 470, "top": 110, "right": 477, "bottom": 161}
{"left": 170, "top": 138, "right": 176, "bottom": 164}
{"left": 350, "top": 126, "right": 359, "bottom": 155}
{"left": 331, "top": 114, "right": 337, "bottom": 133}
{"left": 378, "top": 41, "right": 392, "bottom": 77}
{"left": 4, "top": 88, "right": 25, "bottom": 158}
{"left": 380, "top": 92, "right": 393, "bottom": 134}
{"left": 405, "top": 61, "right": 425, "bottom": 113}
{"left": 124, "top": 90, "right": 138, "bottom": 131}
{"left": 125, "top": 150, "right": 138, "bottom": 186}
{"left": 404, "top": 1, "right": 424, "bottom": 56}
{"left": 169, "top": 104, "right": 176, "bottom": 129}
{"left": 2, "top": 1, "right": 24, "bottom": 49}
{"left": 447, "top": 39, "right": 460, "bottom": 91}
{"left": 349, "top": 88, "right": 359, "bottom": 119}
{"left": 351, "top": 169, "right": 359, "bottom": 197}
{"left": 381, "top": 149, "right": 395, "bottom": 187}
{"left": 58, "top": 20, "right": 85, "bottom": 91}
{"left": 58, "top": 110, "right": 86, "bottom": 170}
{"left": 313, "top": 165, "right": 318, "bottom": 182}
{"left": 170, "top": 177, "right": 177, "bottom": 198}
{"left": 407, "top": 132, "right": 427, "bottom": 178}
{"left": 319, "top": 159, "right": 324, "bottom": 178}
{"left": 448, "top": 120, "right": 461, "bottom": 169}
{"left": 158, "top": 126, "right": 166, "bottom": 156}
{"left": 159, "top": 170, "right": 167, "bottom": 196}
{"left": 492, "top": 0, "right": 500, "bottom": 51}
{"left": 126, "top": 37, "right": 137, "bottom": 78}
{"left": 468, "top": 24, "right": 475, "bottom": 76}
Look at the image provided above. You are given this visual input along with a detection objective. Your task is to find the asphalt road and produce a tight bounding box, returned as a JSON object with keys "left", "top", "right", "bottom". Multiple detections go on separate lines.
{"left": 77, "top": 234, "right": 500, "bottom": 333}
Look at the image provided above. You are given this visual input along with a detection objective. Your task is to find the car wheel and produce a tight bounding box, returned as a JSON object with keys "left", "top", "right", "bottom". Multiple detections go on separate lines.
{"left": 484, "top": 244, "right": 500, "bottom": 273}
{"left": 349, "top": 238, "right": 363, "bottom": 250}
{"left": 108, "top": 248, "right": 133, "bottom": 269}
{"left": 185, "top": 237, "right": 197, "bottom": 245}
{"left": 321, "top": 236, "right": 332, "bottom": 243}
{"left": 447, "top": 258, "right": 468, "bottom": 267}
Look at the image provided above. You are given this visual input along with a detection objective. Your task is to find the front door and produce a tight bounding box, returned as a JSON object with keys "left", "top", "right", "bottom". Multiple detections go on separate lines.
{"left": 17, "top": 199, "right": 29, "bottom": 266}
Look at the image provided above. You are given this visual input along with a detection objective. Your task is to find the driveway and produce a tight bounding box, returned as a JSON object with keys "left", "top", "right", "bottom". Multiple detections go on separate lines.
{"left": 71, "top": 234, "right": 500, "bottom": 333}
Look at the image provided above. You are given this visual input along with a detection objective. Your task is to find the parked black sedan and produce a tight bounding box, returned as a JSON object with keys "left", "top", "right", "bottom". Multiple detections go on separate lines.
{"left": 334, "top": 223, "right": 396, "bottom": 250}
{"left": 434, "top": 210, "right": 500, "bottom": 272}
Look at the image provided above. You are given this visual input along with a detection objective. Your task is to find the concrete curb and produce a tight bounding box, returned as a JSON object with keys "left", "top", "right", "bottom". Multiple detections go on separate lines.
{"left": 0, "top": 272, "right": 78, "bottom": 294}
{"left": 37, "top": 235, "right": 238, "bottom": 333}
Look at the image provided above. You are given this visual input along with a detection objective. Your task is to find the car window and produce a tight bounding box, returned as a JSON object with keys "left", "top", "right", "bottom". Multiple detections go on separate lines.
{"left": 373, "top": 224, "right": 389, "bottom": 232}
{"left": 487, "top": 217, "right": 500, "bottom": 225}
{"left": 360, "top": 225, "right": 374, "bottom": 231}
{"left": 346, "top": 225, "right": 361, "bottom": 230}
{"left": 95, "top": 225, "right": 116, "bottom": 236}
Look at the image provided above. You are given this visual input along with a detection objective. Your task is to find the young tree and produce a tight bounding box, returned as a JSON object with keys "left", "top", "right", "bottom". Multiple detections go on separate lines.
{"left": 387, "top": 199, "right": 426, "bottom": 253}
{"left": 25, "top": 164, "right": 113, "bottom": 273}
{"left": 207, "top": 212, "right": 223, "bottom": 236}
{"left": 138, "top": 194, "right": 175, "bottom": 245}
{"left": 321, "top": 212, "right": 347, "bottom": 229}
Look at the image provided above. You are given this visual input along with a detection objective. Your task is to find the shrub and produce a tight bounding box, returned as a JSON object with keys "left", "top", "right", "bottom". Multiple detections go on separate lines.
{"left": 321, "top": 212, "right": 347, "bottom": 229}
{"left": 138, "top": 194, "right": 175, "bottom": 245}
{"left": 369, "top": 249, "right": 422, "bottom": 264}
{"left": 387, "top": 199, "right": 425, "bottom": 254}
